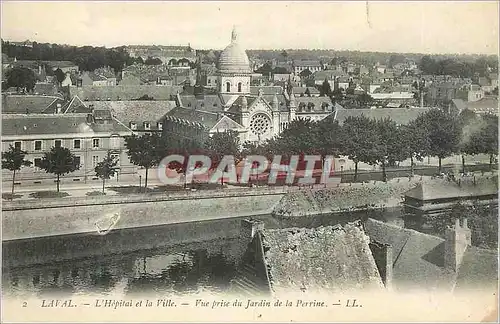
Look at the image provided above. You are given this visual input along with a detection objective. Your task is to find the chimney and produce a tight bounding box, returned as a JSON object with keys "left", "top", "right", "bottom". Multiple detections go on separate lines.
{"left": 369, "top": 241, "right": 393, "bottom": 290}
{"left": 241, "top": 219, "right": 264, "bottom": 242}
{"left": 444, "top": 218, "right": 471, "bottom": 272}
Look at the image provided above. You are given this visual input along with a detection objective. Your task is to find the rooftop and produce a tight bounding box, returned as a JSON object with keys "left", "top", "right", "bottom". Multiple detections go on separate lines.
{"left": 2, "top": 113, "right": 131, "bottom": 137}
{"left": 334, "top": 107, "right": 431, "bottom": 125}
{"left": 2, "top": 94, "right": 65, "bottom": 114}
{"left": 364, "top": 218, "right": 498, "bottom": 292}
{"left": 86, "top": 100, "right": 177, "bottom": 127}
{"left": 261, "top": 222, "right": 384, "bottom": 294}
{"left": 404, "top": 178, "right": 498, "bottom": 201}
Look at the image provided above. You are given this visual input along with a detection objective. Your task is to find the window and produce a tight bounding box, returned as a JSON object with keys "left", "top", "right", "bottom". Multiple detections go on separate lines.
{"left": 130, "top": 122, "right": 137, "bottom": 130}
{"left": 238, "top": 82, "right": 242, "bottom": 92}
{"left": 14, "top": 141, "right": 21, "bottom": 150}
{"left": 226, "top": 82, "right": 231, "bottom": 92}
{"left": 144, "top": 122, "right": 151, "bottom": 130}
{"left": 34, "top": 158, "right": 42, "bottom": 168}
{"left": 54, "top": 140, "right": 62, "bottom": 148}
{"left": 74, "top": 156, "right": 81, "bottom": 167}
{"left": 92, "top": 139, "right": 100, "bottom": 148}
{"left": 110, "top": 135, "right": 120, "bottom": 149}
{"left": 157, "top": 122, "right": 163, "bottom": 130}
{"left": 74, "top": 139, "right": 81, "bottom": 149}
{"left": 34, "top": 141, "right": 42, "bottom": 151}
{"left": 92, "top": 156, "right": 99, "bottom": 168}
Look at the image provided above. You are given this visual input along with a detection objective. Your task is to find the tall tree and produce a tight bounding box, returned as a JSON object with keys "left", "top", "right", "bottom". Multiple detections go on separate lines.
{"left": 39, "top": 147, "right": 80, "bottom": 192}
{"left": 6, "top": 67, "right": 36, "bottom": 92}
{"left": 320, "top": 79, "right": 332, "bottom": 97}
{"left": 371, "top": 118, "right": 407, "bottom": 182}
{"left": 457, "top": 109, "right": 479, "bottom": 173}
{"left": 54, "top": 68, "right": 65, "bottom": 84}
{"left": 124, "top": 132, "right": 166, "bottom": 190}
{"left": 204, "top": 130, "right": 241, "bottom": 185}
{"left": 2, "top": 145, "right": 32, "bottom": 196}
{"left": 415, "top": 109, "right": 461, "bottom": 173}
{"left": 339, "top": 115, "right": 378, "bottom": 181}
{"left": 463, "top": 114, "right": 498, "bottom": 171}
{"left": 95, "top": 151, "right": 120, "bottom": 193}
{"left": 401, "top": 120, "right": 430, "bottom": 176}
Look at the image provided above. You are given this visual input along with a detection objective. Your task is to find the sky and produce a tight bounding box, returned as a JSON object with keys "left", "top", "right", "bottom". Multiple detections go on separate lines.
{"left": 1, "top": 1, "right": 499, "bottom": 55}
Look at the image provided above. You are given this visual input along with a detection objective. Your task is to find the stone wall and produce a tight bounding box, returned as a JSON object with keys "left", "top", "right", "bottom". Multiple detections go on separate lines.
{"left": 3, "top": 217, "right": 250, "bottom": 269}
{"left": 3, "top": 193, "right": 284, "bottom": 241}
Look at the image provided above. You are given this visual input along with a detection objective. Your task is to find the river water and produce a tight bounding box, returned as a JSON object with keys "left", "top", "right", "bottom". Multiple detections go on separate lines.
{"left": 2, "top": 207, "right": 402, "bottom": 299}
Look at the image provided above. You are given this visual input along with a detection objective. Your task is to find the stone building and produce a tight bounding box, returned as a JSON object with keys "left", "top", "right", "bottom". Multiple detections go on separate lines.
{"left": 1, "top": 108, "right": 134, "bottom": 188}
{"left": 162, "top": 27, "right": 335, "bottom": 146}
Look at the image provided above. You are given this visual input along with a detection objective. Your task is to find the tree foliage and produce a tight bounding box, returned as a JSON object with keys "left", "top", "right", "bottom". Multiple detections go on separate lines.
{"left": 320, "top": 79, "right": 332, "bottom": 97}
{"left": 124, "top": 132, "right": 167, "bottom": 189}
{"left": 424, "top": 201, "right": 498, "bottom": 249}
{"left": 6, "top": 67, "right": 36, "bottom": 92}
{"left": 54, "top": 68, "right": 65, "bottom": 84}
{"left": 95, "top": 151, "right": 120, "bottom": 193}
{"left": 2, "top": 145, "right": 32, "bottom": 195}
{"left": 414, "top": 109, "right": 461, "bottom": 172}
{"left": 39, "top": 146, "right": 80, "bottom": 192}
{"left": 338, "top": 115, "right": 378, "bottom": 181}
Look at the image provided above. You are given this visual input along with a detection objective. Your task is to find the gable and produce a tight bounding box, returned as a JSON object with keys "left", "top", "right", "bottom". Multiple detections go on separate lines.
{"left": 248, "top": 96, "right": 273, "bottom": 115}
{"left": 209, "top": 115, "right": 246, "bottom": 133}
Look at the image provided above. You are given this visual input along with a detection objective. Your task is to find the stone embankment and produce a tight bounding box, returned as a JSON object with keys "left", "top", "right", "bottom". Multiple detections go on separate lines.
{"left": 273, "top": 179, "right": 422, "bottom": 218}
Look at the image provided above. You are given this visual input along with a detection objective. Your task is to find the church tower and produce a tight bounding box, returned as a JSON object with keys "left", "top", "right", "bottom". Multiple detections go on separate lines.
{"left": 217, "top": 26, "right": 251, "bottom": 95}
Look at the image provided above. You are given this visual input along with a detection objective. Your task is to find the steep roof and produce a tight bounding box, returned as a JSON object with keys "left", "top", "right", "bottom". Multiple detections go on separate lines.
{"left": 261, "top": 222, "right": 384, "bottom": 294}
{"left": 334, "top": 107, "right": 431, "bottom": 125}
{"left": 364, "top": 219, "right": 455, "bottom": 290}
{"left": 364, "top": 218, "right": 498, "bottom": 292}
{"left": 87, "top": 100, "right": 176, "bottom": 126}
{"left": 2, "top": 113, "right": 131, "bottom": 137}
{"left": 466, "top": 97, "right": 498, "bottom": 113}
{"left": 69, "top": 85, "right": 183, "bottom": 101}
{"left": 210, "top": 115, "right": 246, "bottom": 132}
{"left": 454, "top": 246, "right": 498, "bottom": 292}
{"left": 250, "top": 86, "right": 283, "bottom": 96}
{"left": 404, "top": 178, "right": 498, "bottom": 201}
{"left": 2, "top": 94, "right": 65, "bottom": 114}
{"left": 295, "top": 97, "right": 335, "bottom": 113}
{"left": 33, "top": 83, "right": 58, "bottom": 96}
{"left": 164, "top": 106, "right": 220, "bottom": 129}
{"left": 177, "top": 94, "right": 224, "bottom": 112}
{"left": 63, "top": 95, "right": 91, "bottom": 114}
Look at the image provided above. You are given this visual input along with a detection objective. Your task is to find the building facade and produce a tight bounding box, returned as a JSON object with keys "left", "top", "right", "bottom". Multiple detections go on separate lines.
{"left": 2, "top": 110, "right": 134, "bottom": 187}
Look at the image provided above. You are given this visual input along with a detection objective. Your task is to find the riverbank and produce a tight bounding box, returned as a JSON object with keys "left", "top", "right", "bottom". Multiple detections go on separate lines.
{"left": 2, "top": 189, "right": 285, "bottom": 241}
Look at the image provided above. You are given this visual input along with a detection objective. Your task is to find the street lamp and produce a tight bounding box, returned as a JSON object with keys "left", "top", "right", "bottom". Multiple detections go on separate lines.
{"left": 139, "top": 175, "right": 142, "bottom": 192}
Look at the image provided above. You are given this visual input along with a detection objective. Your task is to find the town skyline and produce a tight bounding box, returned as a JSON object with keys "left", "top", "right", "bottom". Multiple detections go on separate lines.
{"left": 1, "top": 1, "right": 499, "bottom": 55}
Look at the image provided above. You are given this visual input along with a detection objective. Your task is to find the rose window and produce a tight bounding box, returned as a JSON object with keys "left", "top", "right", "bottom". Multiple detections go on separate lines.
{"left": 250, "top": 113, "right": 271, "bottom": 136}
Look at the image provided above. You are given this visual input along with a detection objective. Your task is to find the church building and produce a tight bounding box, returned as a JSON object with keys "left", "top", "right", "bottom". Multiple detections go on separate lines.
{"left": 162, "top": 27, "right": 337, "bottom": 147}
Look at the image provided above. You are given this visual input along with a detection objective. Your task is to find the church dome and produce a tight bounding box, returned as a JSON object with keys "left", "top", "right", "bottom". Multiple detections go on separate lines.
{"left": 218, "top": 28, "right": 251, "bottom": 75}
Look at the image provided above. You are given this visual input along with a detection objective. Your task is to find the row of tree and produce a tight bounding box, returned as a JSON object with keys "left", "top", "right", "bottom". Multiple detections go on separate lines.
{"left": 119, "top": 108, "right": 497, "bottom": 188}
{"left": 2, "top": 40, "right": 141, "bottom": 73}
{"left": 3, "top": 108, "right": 497, "bottom": 193}
{"left": 419, "top": 55, "right": 498, "bottom": 78}
{"left": 2, "top": 146, "right": 118, "bottom": 195}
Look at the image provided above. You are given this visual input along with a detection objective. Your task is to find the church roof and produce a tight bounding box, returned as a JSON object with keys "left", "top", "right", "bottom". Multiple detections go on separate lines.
{"left": 218, "top": 27, "right": 251, "bottom": 75}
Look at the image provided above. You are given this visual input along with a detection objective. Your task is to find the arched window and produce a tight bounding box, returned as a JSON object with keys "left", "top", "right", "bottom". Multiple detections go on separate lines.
{"left": 238, "top": 82, "right": 242, "bottom": 92}
{"left": 226, "top": 82, "right": 231, "bottom": 92}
